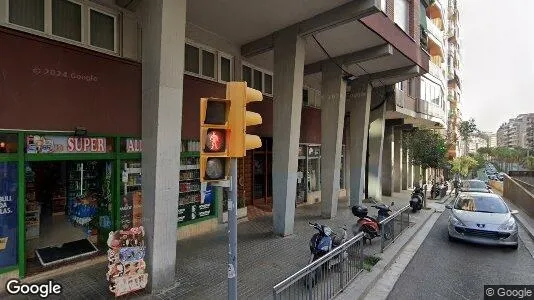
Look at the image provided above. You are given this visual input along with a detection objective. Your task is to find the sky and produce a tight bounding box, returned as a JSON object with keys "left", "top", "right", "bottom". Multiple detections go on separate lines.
{"left": 458, "top": 0, "right": 534, "bottom": 133}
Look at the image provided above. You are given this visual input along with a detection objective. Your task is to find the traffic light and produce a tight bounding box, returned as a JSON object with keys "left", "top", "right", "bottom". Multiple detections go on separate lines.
{"left": 200, "top": 98, "right": 231, "bottom": 182}
{"left": 226, "top": 82, "right": 263, "bottom": 157}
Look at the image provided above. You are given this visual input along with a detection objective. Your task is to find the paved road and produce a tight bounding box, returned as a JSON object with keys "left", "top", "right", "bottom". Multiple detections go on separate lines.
{"left": 387, "top": 210, "right": 534, "bottom": 300}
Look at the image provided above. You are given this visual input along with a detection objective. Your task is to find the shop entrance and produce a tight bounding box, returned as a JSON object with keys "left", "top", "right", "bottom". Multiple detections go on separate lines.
{"left": 252, "top": 138, "right": 273, "bottom": 208}
{"left": 25, "top": 160, "right": 113, "bottom": 273}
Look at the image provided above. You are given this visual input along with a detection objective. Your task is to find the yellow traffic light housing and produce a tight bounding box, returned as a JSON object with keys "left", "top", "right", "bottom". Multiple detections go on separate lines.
{"left": 226, "top": 82, "right": 263, "bottom": 157}
{"left": 199, "top": 98, "right": 231, "bottom": 182}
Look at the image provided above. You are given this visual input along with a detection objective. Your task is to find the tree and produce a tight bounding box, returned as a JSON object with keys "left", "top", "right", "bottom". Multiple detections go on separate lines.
{"left": 524, "top": 156, "right": 534, "bottom": 171}
{"left": 404, "top": 128, "right": 448, "bottom": 181}
{"left": 459, "top": 118, "right": 478, "bottom": 155}
{"left": 451, "top": 156, "right": 478, "bottom": 178}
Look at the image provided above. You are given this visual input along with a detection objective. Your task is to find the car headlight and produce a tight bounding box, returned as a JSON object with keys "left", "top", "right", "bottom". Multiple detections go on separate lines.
{"left": 499, "top": 217, "right": 517, "bottom": 231}
{"left": 449, "top": 214, "right": 465, "bottom": 227}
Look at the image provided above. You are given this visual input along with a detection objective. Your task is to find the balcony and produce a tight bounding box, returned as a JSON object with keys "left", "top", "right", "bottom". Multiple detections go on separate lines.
{"left": 448, "top": 27, "right": 459, "bottom": 44}
{"left": 417, "top": 98, "right": 447, "bottom": 126}
{"left": 420, "top": 26, "right": 429, "bottom": 52}
{"left": 427, "top": 17, "right": 444, "bottom": 43}
{"left": 429, "top": 61, "right": 446, "bottom": 85}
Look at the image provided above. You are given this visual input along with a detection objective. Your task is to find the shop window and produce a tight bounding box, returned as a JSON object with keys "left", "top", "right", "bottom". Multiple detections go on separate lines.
{"left": 302, "top": 89, "right": 309, "bottom": 106}
{"left": 0, "top": 133, "right": 18, "bottom": 153}
{"left": 264, "top": 74, "right": 273, "bottom": 95}
{"left": 253, "top": 70, "right": 263, "bottom": 91}
{"left": 52, "top": 0, "right": 82, "bottom": 42}
{"left": 242, "top": 63, "right": 273, "bottom": 96}
{"left": 0, "top": 161, "right": 19, "bottom": 268}
{"left": 89, "top": 9, "right": 116, "bottom": 52}
{"left": 201, "top": 50, "right": 216, "bottom": 79}
{"left": 242, "top": 65, "right": 252, "bottom": 88}
{"left": 219, "top": 55, "right": 232, "bottom": 83}
{"left": 185, "top": 44, "right": 200, "bottom": 74}
{"left": 8, "top": 0, "right": 45, "bottom": 31}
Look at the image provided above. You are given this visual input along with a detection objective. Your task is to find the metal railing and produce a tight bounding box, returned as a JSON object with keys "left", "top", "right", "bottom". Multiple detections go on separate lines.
{"left": 379, "top": 205, "right": 411, "bottom": 252}
{"left": 273, "top": 232, "right": 365, "bottom": 300}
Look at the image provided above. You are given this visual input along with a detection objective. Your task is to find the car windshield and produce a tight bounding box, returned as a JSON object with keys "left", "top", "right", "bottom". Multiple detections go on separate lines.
{"left": 461, "top": 181, "right": 486, "bottom": 189}
{"left": 454, "top": 196, "right": 509, "bottom": 213}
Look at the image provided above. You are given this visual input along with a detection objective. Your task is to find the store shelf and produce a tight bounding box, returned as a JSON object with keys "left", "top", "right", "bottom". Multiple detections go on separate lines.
{"left": 180, "top": 178, "right": 200, "bottom": 181}
{"left": 126, "top": 168, "right": 142, "bottom": 174}
{"left": 179, "top": 190, "right": 200, "bottom": 194}
{"left": 180, "top": 165, "right": 200, "bottom": 171}
{"left": 180, "top": 152, "right": 200, "bottom": 158}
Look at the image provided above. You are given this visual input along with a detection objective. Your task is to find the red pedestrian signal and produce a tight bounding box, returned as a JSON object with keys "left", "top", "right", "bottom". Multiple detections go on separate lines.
{"left": 200, "top": 98, "right": 231, "bottom": 182}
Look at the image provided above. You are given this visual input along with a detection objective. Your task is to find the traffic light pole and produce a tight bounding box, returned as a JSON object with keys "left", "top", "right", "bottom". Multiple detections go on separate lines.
{"left": 227, "top": 158, "right": 238, "bottom": 300}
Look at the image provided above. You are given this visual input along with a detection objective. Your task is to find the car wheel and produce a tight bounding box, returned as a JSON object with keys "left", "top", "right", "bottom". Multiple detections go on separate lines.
{"left": 510, "top": 243, "right": 519, "bottom": 250}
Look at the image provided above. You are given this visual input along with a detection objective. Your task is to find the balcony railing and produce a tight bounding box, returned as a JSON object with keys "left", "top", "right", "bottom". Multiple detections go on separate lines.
{"left": 420, "top": 26, "right": 429, "bottom": 52}
{"left": 417, "top": 98, "right": 447, "bottom": 125}
{"left": 426, "top": 17, "right": 444, "bottom": 45}
{"left": 429, "top": 61, "right": 446, "bottom": 85}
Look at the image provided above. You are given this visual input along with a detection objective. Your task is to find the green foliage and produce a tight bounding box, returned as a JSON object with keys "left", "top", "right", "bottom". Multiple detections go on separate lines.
{"left": 451, "top": 156, "right": 478, "bottom": 177}
{"left": 404, "top": 128, "right": 448, "bottom": 170}
{"left": 524, "top": 156, "right": 534, "bottom": 170}
{"left": 363, "top": 255, "right": 381, "bottom": 272}
{"left": 459, "top": 118, "right": 478, "bottom": 142}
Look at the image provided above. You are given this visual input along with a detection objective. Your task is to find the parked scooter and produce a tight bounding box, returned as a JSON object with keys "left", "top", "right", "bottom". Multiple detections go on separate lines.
{"left": 306, "top": 222, "right": 348, "bottom": 287}
{"left": 308, "top": 222, "right": 348, "bottom": 264}
{"left": 409, "top": 187, "right": 424, "bottom": 212}
{"left": 351, "top": 202, "right": 394, "bottom": 244}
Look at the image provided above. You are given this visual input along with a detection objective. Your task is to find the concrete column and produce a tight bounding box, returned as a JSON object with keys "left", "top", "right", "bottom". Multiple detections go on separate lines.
{"left": 347, "top": 82, "right": 372, "bottom": 206}
{"left": 401, "top": 147, "right": 408, "bottom": 190}
{"left": 393, "top": 127, "right": 402, "bottom": 192}
{"left": 272, "top": 26, "right": 305, "bottom": 236}
{"left": 368, "top": 97, "right": 387, "bottom": 201}
{"left": 381, "top": 125, "right": 393, "bottom": 196}
{"left": 408, "top": 162, "right": 414, "bottom": 189}
{"left": 141, "top": 0, "right": 185, "bottom": 291}
{"left": 320, "top": 62, "right": 346, "bottom": 218}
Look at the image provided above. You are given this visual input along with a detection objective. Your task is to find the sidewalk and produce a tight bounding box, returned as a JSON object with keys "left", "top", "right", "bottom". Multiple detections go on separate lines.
{"left": 2, "top": 191, "right": 416, "bottom": 300}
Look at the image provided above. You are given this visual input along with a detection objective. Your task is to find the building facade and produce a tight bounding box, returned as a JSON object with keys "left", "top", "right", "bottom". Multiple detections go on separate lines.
{"left": 497, "top": 113, "right": 534, "bottom": 148}
{"left": 445, "top": 0, "right": 462, "bottom": 159}
{"left": 0, "top": 0, "right": 440, "bottom": 292}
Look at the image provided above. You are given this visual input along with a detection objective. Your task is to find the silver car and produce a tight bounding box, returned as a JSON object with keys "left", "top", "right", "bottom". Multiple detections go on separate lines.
{"left": 446, "top": 192, "right": 519, "bottom": 249}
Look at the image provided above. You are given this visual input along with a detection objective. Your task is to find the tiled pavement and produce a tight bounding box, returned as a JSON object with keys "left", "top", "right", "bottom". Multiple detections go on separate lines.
{"left": 3, "top": 191, "right": 417, "bottom": 300}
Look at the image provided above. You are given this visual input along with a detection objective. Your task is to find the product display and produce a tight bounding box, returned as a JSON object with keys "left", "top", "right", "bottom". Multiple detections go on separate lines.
{"left": 107, "top": 226, "right": 147, "bottom": 297}
{"left": 178, "top": 144, "right": 215, "bottom": 224}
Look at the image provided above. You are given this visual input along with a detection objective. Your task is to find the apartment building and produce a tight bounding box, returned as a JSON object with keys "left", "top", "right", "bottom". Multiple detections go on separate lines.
{"left": 497, "top": 114, "right": 534, "bottom": 148}
{"left": 391, "top": 0, "right": 461, "bottom": 160}
{"left": 467, "top": 135, "right": 488, "bottom": 154}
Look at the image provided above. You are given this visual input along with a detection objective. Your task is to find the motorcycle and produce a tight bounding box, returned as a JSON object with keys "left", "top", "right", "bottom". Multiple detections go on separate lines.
{"left": 308, "top": 222, "right": 347, "bottom": 264}
{"left": 306, "top": 222, "right": 348, "bottom": 287}
{"left": 409, "top": 187, "right": 424, "bottom": 212}
{"left": 351, "top": 202, "right": 394, "bottom": 244}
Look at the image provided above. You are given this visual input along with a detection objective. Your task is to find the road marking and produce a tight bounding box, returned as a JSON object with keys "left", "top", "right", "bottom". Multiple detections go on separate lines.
{"left": 363, "top": 212, "right": 442, "bottom": 300}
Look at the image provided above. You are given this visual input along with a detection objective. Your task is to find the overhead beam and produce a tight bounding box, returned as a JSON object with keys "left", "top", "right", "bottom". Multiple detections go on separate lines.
{"left": 370, "top": 66, "right": 422, "bottom": 86}
{"left": 241, "top": 0, "right": 381, "bottom": 57}
{"left": 385, "top": 119, "right": 404, "bottom": 127}
{"left": 304, "top": 44, "right": 393, "bottom": 75}
{"left": 115, "top": 0, "right": 142, "bottom": 10}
